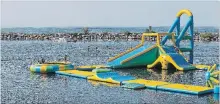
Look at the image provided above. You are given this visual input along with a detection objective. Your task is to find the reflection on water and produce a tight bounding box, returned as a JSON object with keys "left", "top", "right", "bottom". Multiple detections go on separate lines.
{"left": 1, "top": 41, "right": 219, "bottom": 103}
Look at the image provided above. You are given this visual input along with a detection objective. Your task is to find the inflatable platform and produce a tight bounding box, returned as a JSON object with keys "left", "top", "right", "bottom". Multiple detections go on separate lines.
{"left": 56, "top": 70, "right": 214, "bottom": 95}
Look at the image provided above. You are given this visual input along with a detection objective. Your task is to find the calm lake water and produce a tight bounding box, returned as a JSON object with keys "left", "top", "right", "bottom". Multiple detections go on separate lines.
{"left": 1, "top": 40, "right": 219, "bottom": 104}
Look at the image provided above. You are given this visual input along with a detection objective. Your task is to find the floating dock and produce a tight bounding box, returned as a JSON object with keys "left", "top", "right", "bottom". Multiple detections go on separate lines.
{"left": 123, "top": 79, "right": 213, "bottom": 94}
{"left": 56, "top": 70, "right": 213, "bottom": 95}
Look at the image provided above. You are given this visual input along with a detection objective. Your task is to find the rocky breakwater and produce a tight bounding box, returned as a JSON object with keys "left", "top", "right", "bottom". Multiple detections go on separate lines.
{"left": 1, "top": 32, "right": 219, "bottom": 42}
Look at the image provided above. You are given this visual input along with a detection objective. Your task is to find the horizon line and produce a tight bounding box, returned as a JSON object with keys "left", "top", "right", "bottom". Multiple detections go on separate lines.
{"left": 1, "top": 26, "right": 219, "bottom": 28}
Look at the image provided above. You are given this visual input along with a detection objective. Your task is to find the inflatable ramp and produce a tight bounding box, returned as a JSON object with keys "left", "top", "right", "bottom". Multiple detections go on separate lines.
{"left": 87, "top": 72, "right": 135, "bottom": 84}
{"left": 107, "top": 45, "right": 158, "bottom": 68}
{"left": 168, "top": 53, "right": 195, "bottom": 70}
{"left": 162, "top": 46, "right": 195, "bottom": 70}
{"left": 148, "top": 46, "right": 196, "bottom": 70}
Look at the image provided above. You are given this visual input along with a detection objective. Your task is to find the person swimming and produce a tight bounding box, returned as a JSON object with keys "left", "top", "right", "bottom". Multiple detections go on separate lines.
{"left": 64, "top": 55, "right": 68, "bottom": 63}
{"left": 38, "top": 58, "right": 45, "bottom": 64}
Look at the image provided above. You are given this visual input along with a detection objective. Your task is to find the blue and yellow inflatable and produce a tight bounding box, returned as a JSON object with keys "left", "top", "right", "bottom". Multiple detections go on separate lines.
{"left": 30, "top": 62, "right": 74, "bottom": 73}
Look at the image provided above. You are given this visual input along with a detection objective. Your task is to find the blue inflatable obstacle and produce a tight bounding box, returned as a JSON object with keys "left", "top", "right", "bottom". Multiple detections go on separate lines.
{"left": 162, "top": 46, "right": 195, "bottom": 70}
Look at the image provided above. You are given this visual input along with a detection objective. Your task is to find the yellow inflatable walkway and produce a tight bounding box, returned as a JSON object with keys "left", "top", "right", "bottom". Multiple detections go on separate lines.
{"left": 56, "top": 70, "right": 213, "bottom": 95}
{"left": 157, "top": 83, "right": 213, "bottom": 95}
{"left": 56, "top": 70, "right": 95, "bottom": 79}
{"left": 123, "top": 79, "right": 213, "bottom": 94}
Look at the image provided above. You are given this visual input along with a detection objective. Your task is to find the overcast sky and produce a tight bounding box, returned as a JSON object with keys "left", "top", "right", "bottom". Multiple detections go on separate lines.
{"left": 1, "top": 1, "right": 220, "bottom": 27}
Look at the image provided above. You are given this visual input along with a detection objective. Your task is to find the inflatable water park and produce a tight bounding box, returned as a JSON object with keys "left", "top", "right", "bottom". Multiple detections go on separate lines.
{"left": 30, "top": 9, "right": 220, "bottom": 95}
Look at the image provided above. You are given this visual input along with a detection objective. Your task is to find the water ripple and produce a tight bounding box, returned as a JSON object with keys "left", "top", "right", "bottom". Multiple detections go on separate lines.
{"left": 1, "top": 41, "right": 219, "bottom": 104}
